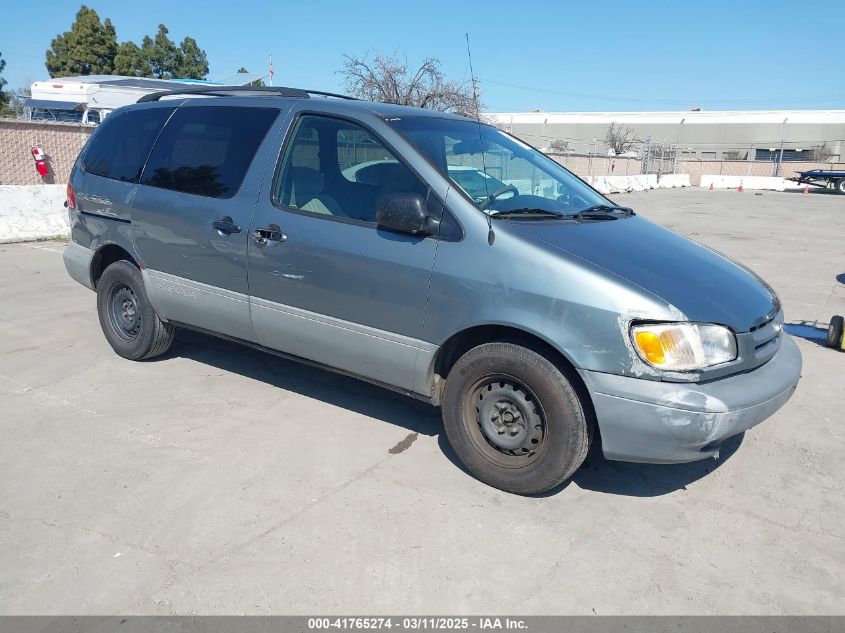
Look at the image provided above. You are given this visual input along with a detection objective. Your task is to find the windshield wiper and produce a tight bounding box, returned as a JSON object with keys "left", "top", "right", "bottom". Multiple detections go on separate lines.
{"left": 489, "top": 208, "right": 564, "bottom": 219}
{"left": 572, "top": 204, "right": 635, "bottom": 219}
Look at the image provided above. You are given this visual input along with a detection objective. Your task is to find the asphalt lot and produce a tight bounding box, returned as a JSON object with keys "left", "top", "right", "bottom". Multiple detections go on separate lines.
{"left": 1, "top": 188, "right": 843, "bottom": 615}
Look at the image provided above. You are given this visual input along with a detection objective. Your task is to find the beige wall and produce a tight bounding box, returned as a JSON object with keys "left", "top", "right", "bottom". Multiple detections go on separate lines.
{"left": 1, "top": 119, "right": 842, "bottom": 189}
{"left": 0, "top": 120, "right": 93, "bottom": 186}
{"left": 676, "top": 159, "right": 845, "bottom": 186}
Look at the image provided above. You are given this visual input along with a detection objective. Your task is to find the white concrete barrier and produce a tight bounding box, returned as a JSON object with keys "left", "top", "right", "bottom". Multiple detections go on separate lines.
{"left": 589, "top": 174, "right": 690, "bottom": 194}
{"left": 699, "top": 175, "right": 804, "bottom": 192}
{"left": 657, "top": 174, "right": 692, "bottom": 188}
{"left": 0, "top": 185, "right": 70, "bottom": 243}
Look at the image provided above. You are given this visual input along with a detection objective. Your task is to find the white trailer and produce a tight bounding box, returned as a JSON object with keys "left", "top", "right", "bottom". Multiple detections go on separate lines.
{"left": 22, "top": 73, "right": 265, "bottom": 125}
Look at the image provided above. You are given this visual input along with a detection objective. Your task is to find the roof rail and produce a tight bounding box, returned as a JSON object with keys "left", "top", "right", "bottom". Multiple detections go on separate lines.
{"left": 136, "top": 85, "right": 358, "bottom": 103}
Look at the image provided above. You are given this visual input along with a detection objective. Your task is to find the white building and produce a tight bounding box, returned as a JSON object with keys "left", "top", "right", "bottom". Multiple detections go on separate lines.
{"left": 488, "top": 110, "right": 845, "bottom": 161}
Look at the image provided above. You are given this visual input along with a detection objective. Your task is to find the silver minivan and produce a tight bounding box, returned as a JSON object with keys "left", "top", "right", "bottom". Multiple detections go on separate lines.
{"left": 63, "top": 86, "right": 802, "bottom": 494}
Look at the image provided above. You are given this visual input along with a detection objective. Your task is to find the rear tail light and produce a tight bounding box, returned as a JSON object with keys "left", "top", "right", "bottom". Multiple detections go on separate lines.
{"left": 66, "top": 182, "right": 76, "bottom": 209}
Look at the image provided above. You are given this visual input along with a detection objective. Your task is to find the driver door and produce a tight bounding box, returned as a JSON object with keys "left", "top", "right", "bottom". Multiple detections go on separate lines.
{"left": 247, "top": 111, "right": 440, "bottom": 393}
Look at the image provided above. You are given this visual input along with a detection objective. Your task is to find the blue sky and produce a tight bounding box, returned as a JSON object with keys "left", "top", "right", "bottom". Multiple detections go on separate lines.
{"left": 2, "top": 0, "right": 844, "bottom": 112}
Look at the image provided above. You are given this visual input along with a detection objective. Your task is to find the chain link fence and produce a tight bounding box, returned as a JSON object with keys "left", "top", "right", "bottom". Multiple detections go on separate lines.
{"left": 1, "top": 117, "right": 843, "bottom": 188}
{"left": 0, "top": 119, "right": 93, "bottom": 185}
{"left": 543, "top": 136, "right": 845, "bottom": 185}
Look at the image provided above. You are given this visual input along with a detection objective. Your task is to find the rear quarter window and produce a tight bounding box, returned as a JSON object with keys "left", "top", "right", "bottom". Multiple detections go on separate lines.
{"left": 140, "top": 106, "right": 279, "bottom": 199}
{"left": 83, "top": 107, "right": 174, "bottom": 182}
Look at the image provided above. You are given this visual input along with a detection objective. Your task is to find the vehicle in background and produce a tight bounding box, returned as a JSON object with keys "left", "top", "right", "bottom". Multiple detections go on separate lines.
{"left": 342, "top": 159, "right": 510, "bottom": 204}
{"left": 21, "top": 73, "right": 266, "bottom": 125}
{"left": 792, "top": 169, "right": 845, "bottom": 195}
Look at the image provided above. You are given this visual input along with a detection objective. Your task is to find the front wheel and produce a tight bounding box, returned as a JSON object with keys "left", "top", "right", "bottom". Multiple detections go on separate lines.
{"left": 96, "top": 260, "right": 175, "bottom": 360}
{"left": 828, "top": 316, "right": 844, "bottom": 349}
{"left": 836, "top": 179, "right": 845, "bottom": 195}
{"left": 442, "top": 342, "right": 592, "bottom": 495}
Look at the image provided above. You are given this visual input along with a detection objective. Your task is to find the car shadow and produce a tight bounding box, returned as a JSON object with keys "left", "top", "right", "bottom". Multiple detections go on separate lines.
{"left": 780, "top": 187, "right": 839, "bottom": 195}
{"left": 159, "top": 328, "right": 442, "bottom": 437}
{"left": 164, "top": 328, "right": 743, "bottom": 499}
{"left": 568, "top": 432, "right": 743, "bottom": 497}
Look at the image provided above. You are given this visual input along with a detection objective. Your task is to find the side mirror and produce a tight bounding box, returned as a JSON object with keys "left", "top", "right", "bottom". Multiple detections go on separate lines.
{"left": 376, "top": 192, "right": 432, "bottom": 236}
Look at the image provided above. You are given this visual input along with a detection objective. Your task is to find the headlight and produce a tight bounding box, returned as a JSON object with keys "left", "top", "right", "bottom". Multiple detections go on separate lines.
{"left": 631, "top": 322, "right": 737, "bottom": 371}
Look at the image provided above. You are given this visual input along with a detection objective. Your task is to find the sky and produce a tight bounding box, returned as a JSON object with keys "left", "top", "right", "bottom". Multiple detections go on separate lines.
{"left": 2, "top": 0, "right": 844, "bottom": 112}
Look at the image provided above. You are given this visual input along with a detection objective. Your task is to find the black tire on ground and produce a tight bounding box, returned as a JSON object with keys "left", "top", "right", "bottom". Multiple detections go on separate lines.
{"left": 442, "top": 342, "right": 592, "bottom": 495}
{"left": 96, "top": 260, "right": 175, "bottom": 360}
{"left": 828, "top": 315, "right": 844, "bottom": 349}
{"left": 836, "top": 179, "right": 845, "bottom": 195}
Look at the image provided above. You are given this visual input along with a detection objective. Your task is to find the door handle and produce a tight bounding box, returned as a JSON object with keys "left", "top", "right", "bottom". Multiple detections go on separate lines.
{"left": 253, "top": 224, "right": 286, "bottom": 246}
{"left": 213, "top": 217, "right": 242, "bottom": 235}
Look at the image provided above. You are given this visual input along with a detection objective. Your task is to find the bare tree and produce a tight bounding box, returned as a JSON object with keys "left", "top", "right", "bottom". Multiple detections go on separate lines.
{"left": 340, "top": 52, "right": 481, "bottom": 118}
{"left": 548, "top": 138, "right": 570, "bottom": 153}
{"left": 7, "top": 74, "right": 33, "bottom": 119}
{"left": 808, "top": 143, "right": 836, "bottom": 163}
{"left": 605, "top": 122, "right": 639, "bottom": 155}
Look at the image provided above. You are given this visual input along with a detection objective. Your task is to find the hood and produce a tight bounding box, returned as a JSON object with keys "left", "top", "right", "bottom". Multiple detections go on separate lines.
{"left": 509, "top": 216, "right": 777, "bottom": 332}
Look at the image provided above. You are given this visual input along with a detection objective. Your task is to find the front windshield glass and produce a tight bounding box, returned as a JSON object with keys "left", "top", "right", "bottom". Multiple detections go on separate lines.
{"left": 388, "top": 116, "right": 609, "bottom": 216}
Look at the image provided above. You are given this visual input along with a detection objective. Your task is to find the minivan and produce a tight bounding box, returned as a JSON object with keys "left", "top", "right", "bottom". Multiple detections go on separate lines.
{"left": 63, "top": 86, "right": 802, "bottom": 494}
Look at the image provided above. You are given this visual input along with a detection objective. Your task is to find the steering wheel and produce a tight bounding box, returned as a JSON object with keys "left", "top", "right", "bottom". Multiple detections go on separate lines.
{"left": 479, "top": 184, "right": 519, "bottom": 209}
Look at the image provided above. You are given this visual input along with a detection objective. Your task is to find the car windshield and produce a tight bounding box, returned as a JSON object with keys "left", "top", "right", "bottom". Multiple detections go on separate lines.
{"left": 388, "top": 116, "right": 610, "bottom": 216}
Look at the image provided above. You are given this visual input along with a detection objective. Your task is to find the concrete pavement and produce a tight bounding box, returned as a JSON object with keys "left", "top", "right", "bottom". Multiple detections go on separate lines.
{"left": 0, "top": 188, "right": 843, "bottom": 614}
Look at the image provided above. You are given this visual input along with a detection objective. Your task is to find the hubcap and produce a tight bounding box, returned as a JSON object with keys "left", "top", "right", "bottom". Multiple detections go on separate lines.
{"left": 108, "top": 282, "right": 141, "bottom": 341}
{"left": 472, "top": 377, "right": 545, "bottom": 459}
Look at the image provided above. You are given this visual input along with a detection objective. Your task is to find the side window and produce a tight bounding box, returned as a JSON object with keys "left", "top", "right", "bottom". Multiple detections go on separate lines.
{"left": 83, "top": 107, "right": 173, "bottom": 182}
{"left": 141, "top": 106, "right": 278, "bottom": 199}
{"left": 274, "top": 115, "right": 428, "bottom": 223}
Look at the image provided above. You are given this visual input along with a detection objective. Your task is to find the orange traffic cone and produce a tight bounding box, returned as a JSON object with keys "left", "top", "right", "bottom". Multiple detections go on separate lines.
{"left": 803, "top": 185, "right": 809, "bottom": 196}
{"left": 738, "top": 181, "right": 744, "bottom": 193}
{"left": 709, "top": 182, "right": 714, "bottom": 191}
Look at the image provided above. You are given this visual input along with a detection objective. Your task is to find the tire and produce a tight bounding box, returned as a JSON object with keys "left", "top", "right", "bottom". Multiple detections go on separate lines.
{"left": 442, "top": 342, "right": 592, "bottom": 495}
{"left": 836, "top": 179, "right": 845, "bottom": 195}
{"left": 96, "top": 260, "right": 174, "bottom": 360}
{"left": 828, "top": 315, "right": 844, "bottom": 349}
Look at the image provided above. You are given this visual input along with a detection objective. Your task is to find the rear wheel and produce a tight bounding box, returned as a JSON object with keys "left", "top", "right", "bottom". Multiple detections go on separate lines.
{"left": 442, "top": 342, "right": 592, "bottom": 495}
{"left": 835, "top": 179, "right": 845, "bottom": 195}
{"left": 96, "top": 260, "right": 174, "bottom": 360}
{"left": 828, "top": 315, "right": 844, "bottom": 349}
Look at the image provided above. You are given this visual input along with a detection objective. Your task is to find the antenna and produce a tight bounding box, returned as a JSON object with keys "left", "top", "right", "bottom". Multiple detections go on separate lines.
{"left": 465, "top": 33, "right": 495, "bottom": 246}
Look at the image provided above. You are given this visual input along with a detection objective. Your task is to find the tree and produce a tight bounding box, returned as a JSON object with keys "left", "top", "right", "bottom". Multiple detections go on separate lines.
{"left": 548, "top": 138, "right": 571, "bottom": 153}
{"left": 114, "top": 41, "right": 152, "bottom": 77}
{"left": 7, "top": 74, "right": 34, "bottom": 119}
{"left": 138, "top": 26, "right": 208, "bottom": 79}
{"left": 45, "top": 9, "right": 209, "bottom": 80}
{"left": 237, "top": 67, "right": 265, "bottom": 87}
{"left": 0, "top": 52, "right": 11, "bottom": 117}
{"left": 605, "top": 122, "right": 639, "bottom": 155}
{"left": 178, "top": 37, "right": 208, "bottom": 79}
{"left": 45, "top": 6, "right": 117, "bottom": 77}
{"left": 141, "top": 25, "right": 181, "bottom": 79}
{"left": 340, "top": 52, "right": 481, "bottom": 118}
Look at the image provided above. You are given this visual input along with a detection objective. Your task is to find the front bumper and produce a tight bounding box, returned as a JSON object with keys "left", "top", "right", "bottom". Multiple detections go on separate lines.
{"left": 579, "top": 334, "right": 802, "bottom": 463}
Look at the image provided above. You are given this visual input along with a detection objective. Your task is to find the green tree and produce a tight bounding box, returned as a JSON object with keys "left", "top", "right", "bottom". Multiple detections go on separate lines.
{"left": 0, "top": 52, "right": 11, "bottom": 117}
{"left": 114, "top": 41, "right": 152, "bottom": 77}
{"left": 141, "top": 25, "right": 182, "bottom": 79}
{"left": 45, "top": 6, "right": 117, "bottom": 77}
{"left": 178, "top": 37, "right": 208, "bottom": 79}
{"left": 44, "top": 7, "right": 209, "bottom": 81}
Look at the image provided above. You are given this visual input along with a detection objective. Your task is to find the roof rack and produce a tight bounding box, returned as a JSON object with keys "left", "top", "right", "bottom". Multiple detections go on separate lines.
{"left": 136, "top": 85, "right": 358, "bottom": 103}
